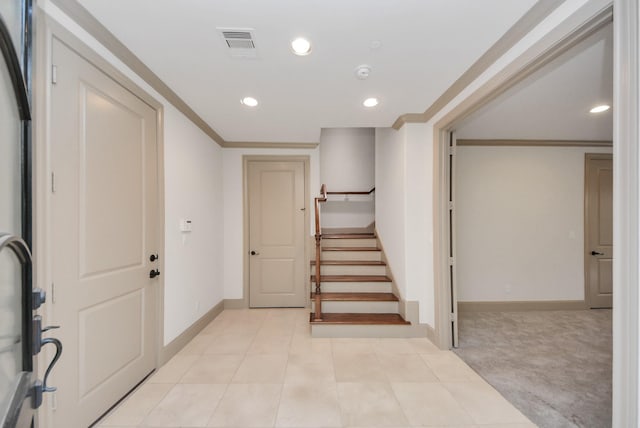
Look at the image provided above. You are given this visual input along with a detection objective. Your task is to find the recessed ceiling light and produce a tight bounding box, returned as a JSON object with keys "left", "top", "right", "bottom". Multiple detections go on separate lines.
{"left": 241, "top": 96, "right": 258, "bottom": 107}
{"left": 291, "top": 37, "right": 311, "bottom": 56}
{"left": 363, "top": 98, "right": 379, "bottom": 108}
{"left": 590, "top": 104, "right": 610, "bottom": 113}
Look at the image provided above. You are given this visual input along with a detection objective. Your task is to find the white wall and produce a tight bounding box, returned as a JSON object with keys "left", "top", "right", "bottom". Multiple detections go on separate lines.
{"left": 375, "top": 127, "right": 407, "bottom": 299}
{"left": 320, "top": 128, "right": 375, "bottom": 191}
{"left": 455, "top": 146, "right": 612, "bottom": 302}
{"left": 163, "top": 106, "right": 224, "bottom": 342}
{"left": 40, "top": 1, "right": 225, "bottom": 345}
{"left": 375, "top": 125, "right": 435, "bottom": 324}
{"left": 320, "top": 128, "right": 375, "bottom": 229}
{"left": 222, "top": 147, "right": 320, "bottom": 300}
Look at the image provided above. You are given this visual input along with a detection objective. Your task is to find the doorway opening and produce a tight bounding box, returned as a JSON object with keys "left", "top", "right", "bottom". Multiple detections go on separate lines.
{"left": 434, "top": 12, "right": 614, "bottom": 428}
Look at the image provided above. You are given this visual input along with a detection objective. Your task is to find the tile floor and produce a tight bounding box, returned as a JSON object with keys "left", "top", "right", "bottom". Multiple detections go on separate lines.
{"left": 96, "top": 308, "right": 536, "bottom": 428}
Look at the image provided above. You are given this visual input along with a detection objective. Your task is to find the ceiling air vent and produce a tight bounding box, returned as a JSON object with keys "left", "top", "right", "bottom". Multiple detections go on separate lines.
{"left": 218, "top": 28, "right": 258, "bottom": 58}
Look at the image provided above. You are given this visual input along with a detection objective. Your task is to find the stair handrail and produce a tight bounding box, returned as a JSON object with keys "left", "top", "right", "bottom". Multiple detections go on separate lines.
{"left": 313, "top": 184, "right": 328, "bottom": 321}
{"left": 326, "top": 187, "right": 375, "bottom": 195}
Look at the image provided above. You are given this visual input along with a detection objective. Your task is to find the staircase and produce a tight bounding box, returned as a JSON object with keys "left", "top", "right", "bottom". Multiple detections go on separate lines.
{"left": 309, "top": 230, "right": 412, "bottom": 337}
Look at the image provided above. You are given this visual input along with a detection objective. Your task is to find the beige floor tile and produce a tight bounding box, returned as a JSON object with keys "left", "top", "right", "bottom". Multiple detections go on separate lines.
{"left": 407, "top": 337, "right": 441, "bottom": 353}
{"left": 371, "top": 338, "right": 416, "bottom": 354}
{"left": 331, "top": 338, "right": 375, "bottom": 355}
{"left": 284, "top": 352, "right": 336, "bottom": 384}
{"left": 147, "top": 354, "right": 199, "bottom": 384}
{"left": 208, "top": 383, "right": 282, "bottom": 427}
{"left": 180, "top": 354, "right": 244, "bottom": 384}
{"left": 443, "top": 381, "right": 531, "bottom": 425}
{"left": 179, "top": 334, "right": 217, "bottom": 355}
{"left": 248, "top": 334, "right": 292, "bottom": 354}
{"left": 420, "top": 351, "right": 483, "bottom": 382}
{"left": 466, "top": 424, "right": 537, "bottom": 428}
{"left": 258, "top": 320, "right": 297, "bottom": 337}
{"left": 337, "top": 382, "right": 409, "bottom": 427}
{"left": 275, "top": 382, "right": 342, "bottom": 427}
{"left": 289, "top": 335, "right": 332, "bottom": 355}
{"left": 376, "top": 353, "right": 438, "bottom": 382}
{"left": 100, "top": 383, "right": 172, "bottom": 426}
{"left": 204, "top": 333, "right": 255, "bottom": 354}
{"left": 333, "top": 352, "right": 387, "bottom": 382}
{"left": 144, "top": 383, "right": 226, "bottom": 427}
{"left": 391, "top": 382, "right": 474, "bottom": 426}
{"left": 232, "top": 353, "right": 289, "bottom": 383}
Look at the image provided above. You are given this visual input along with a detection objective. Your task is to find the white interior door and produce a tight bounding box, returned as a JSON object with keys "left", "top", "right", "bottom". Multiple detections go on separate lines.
{"left": 585, "top": 154, "right": 613, "bottom": 308}
{"left": 50, "top": 39, "right": 159, "bottom": 427}
{"left": 248, "top": 160, "right": 306, "bottom": 308}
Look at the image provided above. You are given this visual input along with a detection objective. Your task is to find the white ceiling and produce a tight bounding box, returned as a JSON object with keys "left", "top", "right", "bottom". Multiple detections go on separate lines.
{"left": 456, "top": 22, "right": 613, "bottom": 141}
{"left": 76, "top": 0, "right": 536, "bottom": 143}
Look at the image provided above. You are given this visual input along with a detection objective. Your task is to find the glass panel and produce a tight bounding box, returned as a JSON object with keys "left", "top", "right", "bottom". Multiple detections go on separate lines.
{"left": 0, "top": 43, "right": 22, "bottom": 236}
{"left": 0, "top": 3, "right": 23, "bottom": 65}
{"left": 0, "top": 248, "right": 23, "bottom": 408}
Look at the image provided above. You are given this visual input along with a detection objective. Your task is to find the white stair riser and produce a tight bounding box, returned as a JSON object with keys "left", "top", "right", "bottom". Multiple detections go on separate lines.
{"left": 318, "top": 282, "right": 392, "bottom": 293}
{"left": 322, "top": 238, "right": 377, "bottom": 248}
{"left": 312, "top": 300, "right": 398, "bottom": 314}
{"left": 316, "top": 265, "right": 387, "bottom": 276}
{"left": 311, "top": 324, "right": 416, "bottom": 338}
{"left": 322, "top": 251, "right": 382, "bottom": 262}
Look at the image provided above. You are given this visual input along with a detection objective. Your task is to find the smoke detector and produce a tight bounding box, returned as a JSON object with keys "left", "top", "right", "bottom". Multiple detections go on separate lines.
{"left": 217, "top": 28, "right": 258, "bottom": 58}
{"left": 355, "top": 65, "right": 372, "bottom": 80}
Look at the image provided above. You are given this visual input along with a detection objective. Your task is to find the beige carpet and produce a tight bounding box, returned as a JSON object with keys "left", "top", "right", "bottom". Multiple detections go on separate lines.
{"left": 454, "top": 309, "right": 612, "bottom": 428}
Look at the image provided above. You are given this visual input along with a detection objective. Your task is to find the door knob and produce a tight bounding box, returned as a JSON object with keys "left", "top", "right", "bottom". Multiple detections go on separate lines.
{"left": 149, "top": 269, "right": 161, "bottom": 278}
{"left": 250, "top": 250, "right": 260, "bottom": 256}
{"left": 591, "top": 250, "right": 604, "bottom": 256}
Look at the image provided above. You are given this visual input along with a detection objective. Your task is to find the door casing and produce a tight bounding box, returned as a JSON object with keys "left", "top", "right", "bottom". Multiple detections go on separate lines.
{"left": 242, "top": 155, "right": 310, "bottom": 309}
{"left": 33, "top": 16, "right": 166, "bottom": 427}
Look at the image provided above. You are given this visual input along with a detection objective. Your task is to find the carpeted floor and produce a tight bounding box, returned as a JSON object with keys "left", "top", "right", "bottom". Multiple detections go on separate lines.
{"left": 454, "top": 309, "right": 612, "bottom": 428}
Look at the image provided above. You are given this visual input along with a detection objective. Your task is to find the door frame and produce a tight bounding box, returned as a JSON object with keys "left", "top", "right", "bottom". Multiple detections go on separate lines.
{"left": 432, "top": 0, "right": 613, "bottom": 348}
{"left": 584, "top": 153, "right": 613, "bottom": 308}
{"left": 33, "top": 16, "right": 166, "bottom": 426}
{"left": 242, "top": 155, "right": 310, "bottom": 309}
{"left": 431, "top": 0, "right": 640, "bottom": 425}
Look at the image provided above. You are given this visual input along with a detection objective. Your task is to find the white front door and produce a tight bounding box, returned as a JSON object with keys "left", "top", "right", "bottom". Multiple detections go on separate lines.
{"left": 50, "top": 39, "right": 159, "bottom": 427}
{"left": 248, "top": 160, "right": 306, "bottom": 308}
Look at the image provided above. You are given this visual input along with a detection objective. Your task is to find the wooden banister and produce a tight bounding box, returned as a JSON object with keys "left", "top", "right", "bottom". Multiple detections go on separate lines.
{"left": 326, "top": 187, "right": 375, "bottom": 195}
{"left": 314, "top": 184, "right": 328, "bottom": 321}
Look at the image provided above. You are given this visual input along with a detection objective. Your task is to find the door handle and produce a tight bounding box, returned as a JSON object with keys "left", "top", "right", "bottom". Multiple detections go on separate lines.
{"left": 149, "top": 269, "right": 161, "bottom": 278}
{"left": 32, "top": 336, "right": 63, "bottom": 408}
{"left": 591, "top": 250, "right": 604, "bottom": 256}
{"left": 149, "top": 253, "right": 159, "bottom": 262}
{"left": 250, "top": 250, "right": 260, "bottom": 256}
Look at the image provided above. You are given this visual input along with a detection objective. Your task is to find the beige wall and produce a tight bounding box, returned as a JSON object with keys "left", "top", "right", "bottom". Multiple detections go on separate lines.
{"left": 455, "top": 145, "right": 613, "bottom": 302}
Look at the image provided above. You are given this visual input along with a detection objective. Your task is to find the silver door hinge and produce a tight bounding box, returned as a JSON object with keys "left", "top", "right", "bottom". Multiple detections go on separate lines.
{"left": 448, "top": 146, "right": 455, "bottom": 156}
{"left": 449, "top": 313, "right": 457, "bottom": 322}
{"left": 448, "top": 257, "right": 454, "bottom": 266}
{"left": 51, "top": 65, "right": 57, "bottom": 84}
{"left": 448, "top": 201, "right": 454, "bottom": 210}
{"left": 51, "top": 172, "right": 55, "bottom": 193}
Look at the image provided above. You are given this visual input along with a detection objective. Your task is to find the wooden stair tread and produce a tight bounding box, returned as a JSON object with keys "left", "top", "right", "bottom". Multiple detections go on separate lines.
{"left": 322, "top": 234, "right": 376, "bottom": 239}
{"left": 310, "top": 313, "right": 410, "bottom": 325}
{"left": 310, "top": 260, "right": 386, "bottom": 266}
{"left": 312, "top": 292, "right": 398, "bottom": 301}
{"left": 311, "top": 275, "right": 391, "bottom": 282}
{"left": 322, "top": 247, "right": 380, "bottom": 251}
